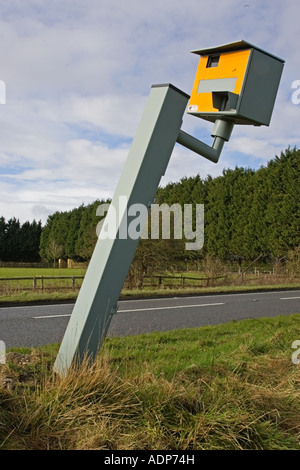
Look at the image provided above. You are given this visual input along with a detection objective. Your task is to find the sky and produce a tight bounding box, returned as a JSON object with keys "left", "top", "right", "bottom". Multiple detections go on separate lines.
{"left": 0, "top": 0, "right": 299, "bottom": 224}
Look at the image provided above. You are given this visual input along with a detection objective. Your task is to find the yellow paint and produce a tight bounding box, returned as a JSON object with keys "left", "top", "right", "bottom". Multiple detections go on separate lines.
{"left": 189, "top": 49, "right": 251, "bottom": 113}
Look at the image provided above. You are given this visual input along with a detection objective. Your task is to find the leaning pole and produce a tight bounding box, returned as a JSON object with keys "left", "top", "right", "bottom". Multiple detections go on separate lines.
{"left": 54, "top": 84, "right": 189, "bottom": 375}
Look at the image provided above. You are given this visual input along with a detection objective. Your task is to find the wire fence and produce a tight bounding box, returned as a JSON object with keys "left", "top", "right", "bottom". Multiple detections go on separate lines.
{"left": 0, "top": 270, "right": 299, "bottom": 294}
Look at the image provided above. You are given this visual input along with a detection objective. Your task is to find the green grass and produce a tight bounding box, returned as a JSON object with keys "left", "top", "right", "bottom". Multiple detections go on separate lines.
{"left": 0, "top": 267, "right": 86, "bottom": 277}
{"left": 1, "top": 314, "right": 300, "bottom": 450}
{"left": 121, "top": 282, "right": 300, "bottom": 298}
{"left": 106, "top": 314, "right": 300, "bottom": 378}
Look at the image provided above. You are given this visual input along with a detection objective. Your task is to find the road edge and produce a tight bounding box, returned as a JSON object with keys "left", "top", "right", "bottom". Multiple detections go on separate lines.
{"left": 1, "top": 285, "right": 300, "bottom": 308}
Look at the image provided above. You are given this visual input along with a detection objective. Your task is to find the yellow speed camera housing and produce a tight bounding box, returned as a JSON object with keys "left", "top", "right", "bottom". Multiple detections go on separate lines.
{"left": 188, "top": 40, "right": 284, "bottom": 126}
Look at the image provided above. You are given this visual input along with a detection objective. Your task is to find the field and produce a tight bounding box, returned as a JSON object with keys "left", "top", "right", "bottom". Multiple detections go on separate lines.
{"left": 0, "top": 267, "right": 86, "bottom": 303}
{"left": 1, "top": 314, "right": 300, "bottom": 450}
{"left": 0, "top": 267, "right": 87, "bottom": 277}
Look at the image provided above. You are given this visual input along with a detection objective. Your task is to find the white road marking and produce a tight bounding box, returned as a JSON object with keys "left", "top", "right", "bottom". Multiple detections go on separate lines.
{"left": 280, "top": 297, "right": 300, "bottom": 300}
{"left": 118, "top": 302, "right": 224, "bottom": 313}
{"left": 33, "top": 302, "right": 224, "bottom": 319}
{"left": 33, "top": 313, "right": 71, "bottom": 319}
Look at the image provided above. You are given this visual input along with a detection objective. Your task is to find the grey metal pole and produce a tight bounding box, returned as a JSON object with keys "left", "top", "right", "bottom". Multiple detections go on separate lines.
{"left": 54, "top": 84, "right": 189, "bottom": 376}
{"left": 177, "top": 119, "right": 234, "bottom": 163}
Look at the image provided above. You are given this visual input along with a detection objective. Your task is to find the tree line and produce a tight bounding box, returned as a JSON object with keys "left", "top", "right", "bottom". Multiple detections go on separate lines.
{"left": 39, "top": 147, "right": 299, "bottom": 270}
{"left": 156, "top": 147, "right": 299, "bottom": 264}
{"left": 0, "top": 147, "right": 299, "bottom": 268}
{"left": 0, "top": 218, "right": 42, "bottom": 262}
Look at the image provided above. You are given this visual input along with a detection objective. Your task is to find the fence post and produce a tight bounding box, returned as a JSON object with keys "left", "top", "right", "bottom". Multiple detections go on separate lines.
{"left": 72, "top": 277, "right": 75, "bottom": 290}
{"left": 33, "top": 277, "right": 37, "bottom": 290}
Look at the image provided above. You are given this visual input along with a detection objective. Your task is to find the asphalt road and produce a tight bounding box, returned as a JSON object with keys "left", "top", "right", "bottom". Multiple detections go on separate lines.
{"left": 0, "top": 289, "right": 299, "bottom": 348}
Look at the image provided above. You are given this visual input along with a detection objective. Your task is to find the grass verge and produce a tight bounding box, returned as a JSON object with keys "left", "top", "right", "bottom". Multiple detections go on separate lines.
{"left": 1, "top": 314, "right": 300, "bottom": 450}
{"left": 0, "top": 282, "right": 299, "bottom": 306}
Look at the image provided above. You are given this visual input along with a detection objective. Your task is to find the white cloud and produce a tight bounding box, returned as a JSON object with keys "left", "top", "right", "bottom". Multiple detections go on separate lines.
{"left": 36, "top": 94, "right": 148, "bottom": 138}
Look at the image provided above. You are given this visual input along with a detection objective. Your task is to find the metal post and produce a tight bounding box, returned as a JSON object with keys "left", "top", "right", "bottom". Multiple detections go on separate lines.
{"left": 177, "top": 118, "right": 234, "bottom": 163}
{"left": 54, "top": 84, "right": 189, "bottom": 376}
